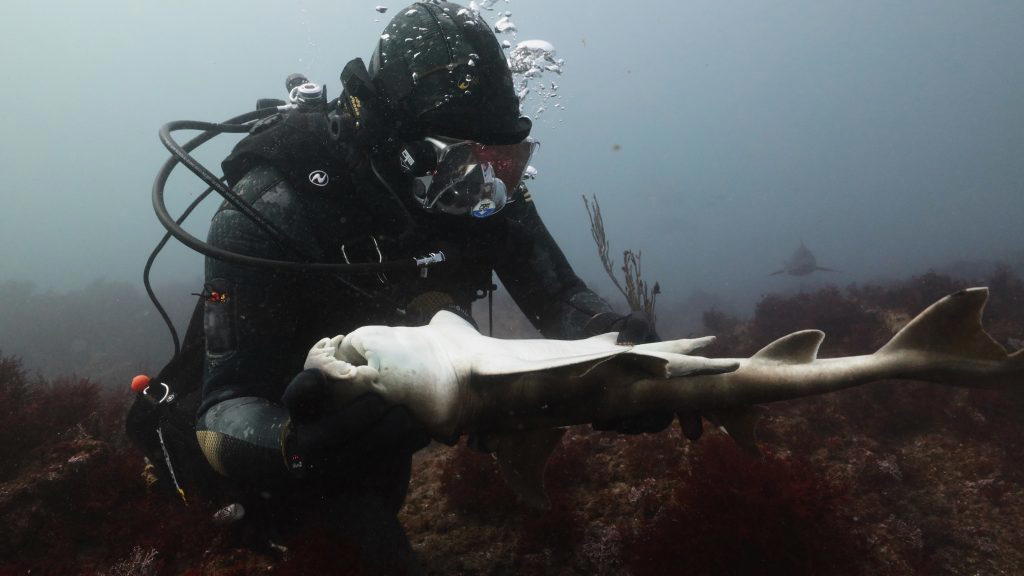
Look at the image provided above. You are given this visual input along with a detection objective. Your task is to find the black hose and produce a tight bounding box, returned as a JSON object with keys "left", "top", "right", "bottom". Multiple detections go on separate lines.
{"left": 149, "top": 107, "right": 464, "bottom": 357}
{"left": 145, "top": 109, "right": 265, "bottom": 358}
{"left": 159, "top": 119, "right": 308, "bottom": 260}
{"left": 143, "top": 185, "right": 215, "bottom": 357}
{"left": 153, "top": 117, "right": 436, "bottom": 273}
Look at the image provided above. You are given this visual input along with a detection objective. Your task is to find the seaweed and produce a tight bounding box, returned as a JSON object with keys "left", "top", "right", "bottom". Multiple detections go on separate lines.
{"left": 625, "top": 435, "right": 867, "bottom": 576}
{"left": 582, "top": 194, "right": 661, "bottom": 324}
{"left": 0, "top": 353, "right": 219, "bottom": 575}
{"left": 751, "top": 286, "right": 888, "bottom": 357}
{"left": 4, "top": 266, "right": 1024, "bottom": 574}
{"left": 438, "top": 439, "right": 518, "bottom": 517}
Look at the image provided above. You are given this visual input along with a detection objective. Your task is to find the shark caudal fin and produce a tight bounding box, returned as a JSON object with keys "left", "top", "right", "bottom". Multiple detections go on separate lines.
{"left": 876, "top": 287, "right": 1023, "bottom": 388}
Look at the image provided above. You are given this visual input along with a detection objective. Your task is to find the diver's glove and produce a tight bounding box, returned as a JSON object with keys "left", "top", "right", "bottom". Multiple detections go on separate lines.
{"left": 280, "top": 369, "right": 430, "bottom": 478}
{"left": 585, "top": 311, "right": 659, "bottom": 346}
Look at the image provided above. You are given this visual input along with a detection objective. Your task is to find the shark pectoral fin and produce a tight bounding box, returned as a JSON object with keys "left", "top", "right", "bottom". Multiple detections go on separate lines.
{"left": 618, "top": 350, "right": 739, "bottom": 378}
{"left": 752, "top": 330, "right": 825, "bottom": 364}
{"left": 613, "top": 353, "right": 671, "bottom": 378}
{"left": 473, "top": 352, "right": 625, "bottom": 378}
{"left": 710, "top": 406, "right": 765, "bottom": 456}
{"left": 633, "top": 335, "right": 716, "bottom": 356}
{"left": 669, "top": 357, "right": 741, "bottom": 377}
{"left": 492, "top": 428, "right": 567, "bottom": 510}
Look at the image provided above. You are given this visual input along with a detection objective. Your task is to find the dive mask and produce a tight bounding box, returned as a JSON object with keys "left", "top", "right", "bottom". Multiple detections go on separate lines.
{"left": 401, "top": 136, "right": 537, "bottom": 218}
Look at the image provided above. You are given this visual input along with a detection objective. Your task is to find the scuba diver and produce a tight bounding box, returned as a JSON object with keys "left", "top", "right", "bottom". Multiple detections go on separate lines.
{"left": 133, "top": 2, "right": 694, "bottom": 573}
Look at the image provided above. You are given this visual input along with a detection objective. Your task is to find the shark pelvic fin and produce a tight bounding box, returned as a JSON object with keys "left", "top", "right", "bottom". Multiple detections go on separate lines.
{"left": 878, "top": 287, "right": 1006, "bottom": 361}
{"left": 711, "top": 406, "right": 765, "bottom": 456}
{"left": 752, "top": 330, "right": 825, "bottom": 364}
{"left": 492, "top": 428, "right": 566, "bottom": 510}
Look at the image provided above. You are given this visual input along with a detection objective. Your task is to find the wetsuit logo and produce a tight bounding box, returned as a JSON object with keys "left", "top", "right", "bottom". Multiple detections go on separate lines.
{"left": 308, "top": 170, "right": 329, "bottom": 187}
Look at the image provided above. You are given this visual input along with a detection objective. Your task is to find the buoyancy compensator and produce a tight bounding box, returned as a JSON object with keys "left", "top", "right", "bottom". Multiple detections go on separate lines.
{"left": 129, "top": 66, "right": 448, "bottom": 510}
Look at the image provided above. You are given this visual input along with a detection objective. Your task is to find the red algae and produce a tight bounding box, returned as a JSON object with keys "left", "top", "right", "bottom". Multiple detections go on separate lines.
{"left": 4, "top": 267, "right": 1024, "bottom": 574}
{"left": 626, "top": 434, "right": 866, "bottom": 576}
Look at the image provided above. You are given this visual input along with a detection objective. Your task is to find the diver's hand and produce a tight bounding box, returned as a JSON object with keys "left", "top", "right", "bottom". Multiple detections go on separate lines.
{"left": 613, "top": 311, "right": 660, "bottom": 346}
{"left": 585, "top": 311, "right": 659, "bottom": 346}
{"left": 281, "top": 369, "right": 429, "bottom": 477}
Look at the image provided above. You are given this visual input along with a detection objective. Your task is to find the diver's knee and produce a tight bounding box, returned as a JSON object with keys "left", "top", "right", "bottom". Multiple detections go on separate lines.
{"left": 195, "top": 397, "right": 289, "bottom": 478}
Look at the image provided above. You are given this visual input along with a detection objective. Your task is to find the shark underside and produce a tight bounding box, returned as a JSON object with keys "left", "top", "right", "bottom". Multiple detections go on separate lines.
{"left": 304, "top": 287, "right": 1022, "bottom": 507}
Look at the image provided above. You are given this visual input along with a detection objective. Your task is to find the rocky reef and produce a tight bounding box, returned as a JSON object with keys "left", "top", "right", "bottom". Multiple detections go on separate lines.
{"left": 1, "top": 268, "right": 1022, "bottom": 575}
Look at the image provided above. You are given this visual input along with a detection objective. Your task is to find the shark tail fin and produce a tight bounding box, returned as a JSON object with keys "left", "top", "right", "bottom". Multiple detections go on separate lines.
{"left": 877, "top": 287, "right": 1023, "bottom": 388}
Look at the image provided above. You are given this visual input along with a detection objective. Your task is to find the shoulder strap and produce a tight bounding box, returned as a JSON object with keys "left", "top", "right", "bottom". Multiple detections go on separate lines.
{"left": 221, "top": 110, "right": 347, "bottom": 192}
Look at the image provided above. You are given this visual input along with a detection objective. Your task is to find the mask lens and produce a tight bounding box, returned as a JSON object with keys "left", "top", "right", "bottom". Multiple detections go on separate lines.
{"left": 471, "top": 139, "right": 536, "bottom": 194}
{"left": 471, "top": 165, "right": 506, "bottom": 218}
{"left": 418, "top": 138, "right": 535, "bottom": 217}
{"left": 432, "top": 163, "right": 485, "bottom": 215}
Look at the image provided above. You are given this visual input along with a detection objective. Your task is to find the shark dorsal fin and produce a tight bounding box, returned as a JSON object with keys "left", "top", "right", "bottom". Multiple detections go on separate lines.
{"left": 878, "top": 287, "right": 1005, "bottom": 360}
{"left": 752, "top": 330, "right": 824, "bottom": 363}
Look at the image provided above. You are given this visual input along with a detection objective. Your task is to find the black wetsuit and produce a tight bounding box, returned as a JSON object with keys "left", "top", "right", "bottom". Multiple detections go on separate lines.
{"left": 194, "top": 108, "right": 614, "bottom": 573}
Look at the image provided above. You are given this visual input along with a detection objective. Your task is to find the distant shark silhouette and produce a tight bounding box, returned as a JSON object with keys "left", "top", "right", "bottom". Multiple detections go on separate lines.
{"left": 771, "top": 241, "right": 837, "bottom": 276}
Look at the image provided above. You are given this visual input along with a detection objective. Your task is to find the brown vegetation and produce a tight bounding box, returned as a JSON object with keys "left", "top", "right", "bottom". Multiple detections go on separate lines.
{"left": 2, "top": 267, "right": 1023, "bottom": 574}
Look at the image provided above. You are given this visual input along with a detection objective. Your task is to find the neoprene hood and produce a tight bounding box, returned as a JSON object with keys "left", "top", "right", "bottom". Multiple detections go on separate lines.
{"left": 369, "top": 1, "right": 532, "bottom": 145}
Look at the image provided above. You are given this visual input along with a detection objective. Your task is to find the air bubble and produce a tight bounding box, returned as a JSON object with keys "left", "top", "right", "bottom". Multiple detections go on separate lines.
{"left": 494, "top": 15, "right": 516, "bottom": 33}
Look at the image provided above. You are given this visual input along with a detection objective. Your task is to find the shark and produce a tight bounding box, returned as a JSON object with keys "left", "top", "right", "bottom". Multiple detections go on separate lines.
{"left": 304, "top": 287, "right": 1022, "bottom": 508}
{"left": 771, "top": 241, "right": 837, "bottom": 276}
